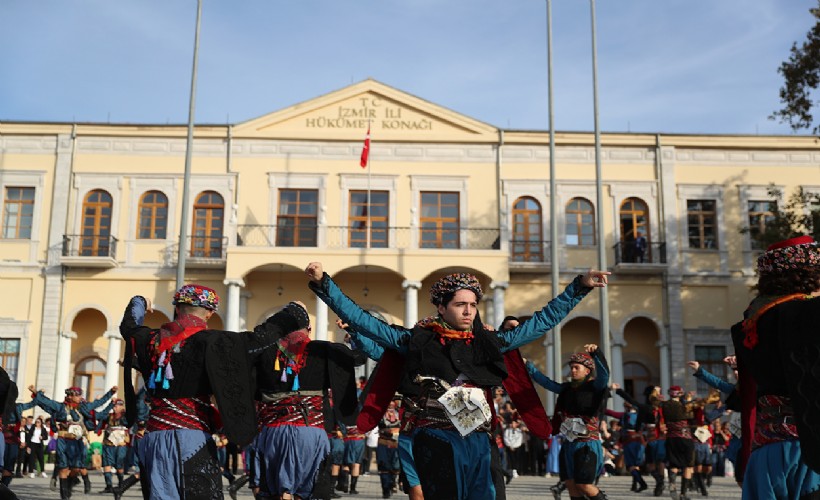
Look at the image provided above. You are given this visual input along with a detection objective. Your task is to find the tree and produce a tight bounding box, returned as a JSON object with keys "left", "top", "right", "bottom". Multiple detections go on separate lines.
{"left": 741, "top": 185, "right": 820, "bottom": 250}
{"left": 771, "top": 2, "right": 820, "bottom": 134}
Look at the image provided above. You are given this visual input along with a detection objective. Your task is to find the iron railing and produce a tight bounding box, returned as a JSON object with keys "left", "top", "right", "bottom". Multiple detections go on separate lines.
{"left": 236, "top": 225, "right": 501, "bottom": 250}
{"left": 62, "top": 234, "right": 118, "bottom": 259}
{"left": 509, "top": 239, "right": 551, "bottom": 263}
{"left": 613, "top": 241, "right": 666, "bottom": 264}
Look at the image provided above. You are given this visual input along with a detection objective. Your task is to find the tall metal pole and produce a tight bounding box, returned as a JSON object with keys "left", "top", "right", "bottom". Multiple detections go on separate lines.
{"left": 176, "top": 0, "right": 203, "bottom": 290}
{"left": 590, "top": 0, "right": 612, "bottom": 383}
{"left": 546, "top": 0, "right": 561, "bottom": 415}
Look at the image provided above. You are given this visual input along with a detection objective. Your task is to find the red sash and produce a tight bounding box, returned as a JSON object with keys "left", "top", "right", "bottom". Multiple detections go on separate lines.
{"left": 157, "top": 326, "right": 206, "bottom": 353}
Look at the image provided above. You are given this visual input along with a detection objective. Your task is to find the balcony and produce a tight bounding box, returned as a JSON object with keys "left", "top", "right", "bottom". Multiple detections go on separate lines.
{"left": 612, "top": 241, "right": 667, "bottom": 272}
{"left": 509, "top": 239, "right": 552, "bottom": 270}
{"left": 167, "top": 236, "right": 228, "bottom": 269}
{"left": 61, "top": 234, "right": 118, "bottom": 268}
{"left": 236, "top": 225, "right": 501, "bottom": 250}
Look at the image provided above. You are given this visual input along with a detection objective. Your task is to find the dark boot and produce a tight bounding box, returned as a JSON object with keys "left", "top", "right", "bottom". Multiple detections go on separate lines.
{"left": 679, "top": 477, "right": 689, "bottom": 500}
{"left": 81, "top": 473, "right": 92, "bottom": 494}
{"left": 116, "top": 471, "right": 124, "bottom": 486}
{"left": 652, "top": 471, "right": 665, "bottom": 497}
{"left": 336, "top": 469, "right": 349, "bottom": 493}
{"left": 59, "top": 478, "right": 72, "bottom": 500}
{"left": 100, "top": 471, "right": 114, "bottom": 493}
{"left": 638, "top": 472, "right": 649, "bottom": 493}
{"left": 227, "top": 473, "right": 250, "bottom": 500}
{"left": 112, "top": 474, "right": 140, "bottom": 500}
{"left": 0, "top": 476, "right": 10, "bottom": 487}
{"left": 696, "top": 473, "right": 708, "bottom": 496}
{"left": 350, "top": 475, "right": 359, "bottom": 494}
{"left": 590, "top": 491, "right": 609, "bottom": 500}
{"left": 550, "top": 480, "right": 566, "bottom": 500}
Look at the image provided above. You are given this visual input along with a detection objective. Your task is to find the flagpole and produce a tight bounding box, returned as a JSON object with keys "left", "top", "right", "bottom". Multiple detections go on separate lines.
{"left": 366, "top": 119, "right": 371, "bottom": 250}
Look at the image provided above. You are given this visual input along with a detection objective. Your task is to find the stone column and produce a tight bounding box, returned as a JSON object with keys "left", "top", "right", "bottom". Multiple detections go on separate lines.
{"left": 610, "top": 338, "right": 626, "bottom": 412}
{"left": 104, "top": 330, "right": 122, "bottom": 390}
{"left": 490, "top": 281, "right": 509, "bottom": 329}
{"left": 239, "top": 290, "right": 252, "bottom": 332}
{"left": 54, "top": 331, "right": 77, "bottom": 399}
{"left": 401, "top": 280, "right": 422, "bottom": 327}
{"left": 658, "top": 337, "right": 671, "bottom": 392}
{"left": 223, "top": 278, "right": 245, "bottom": 332}
{"left": 544, "top": 338, "right": 555, "bottom": 415}
{"left": 315, "top": 297, "right": 328, "bottom": 341}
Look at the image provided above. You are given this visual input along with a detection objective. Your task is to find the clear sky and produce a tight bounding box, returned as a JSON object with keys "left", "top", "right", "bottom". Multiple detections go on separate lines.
{"left": 1, "top": 1, "right": 816, "bottom": 135}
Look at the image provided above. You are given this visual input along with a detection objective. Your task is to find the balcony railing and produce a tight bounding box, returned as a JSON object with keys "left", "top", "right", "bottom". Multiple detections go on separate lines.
{"left": 62, "top": 234, "right": 118, "bottom": 259}
{"left": 236, "top": 225, "right": 501, "bottom": 250}
{"left": 613, "top": 241, "right": 666, "bottom": 265}
{"left": 510, "top": 239, "right": 551, "bottom": 263}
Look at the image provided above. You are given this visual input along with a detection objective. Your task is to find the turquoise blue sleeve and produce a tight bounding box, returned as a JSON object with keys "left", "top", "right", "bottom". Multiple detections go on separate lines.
{"left": 525, "top": 361, "right": 564, "bottom": 394}
{"left": 694, "top": 367, "right": 735, "bottom": 394}
{"left": 310, "top": 274, "right": 411, "bottom": 354}
{"left": 499, "top": 276, "right": 591, "bottom": 352}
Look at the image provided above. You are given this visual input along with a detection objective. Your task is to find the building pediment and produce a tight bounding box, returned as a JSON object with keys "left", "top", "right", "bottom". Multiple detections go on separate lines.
{"left": 233, "top": 79, "right": 499, "bottom": 143}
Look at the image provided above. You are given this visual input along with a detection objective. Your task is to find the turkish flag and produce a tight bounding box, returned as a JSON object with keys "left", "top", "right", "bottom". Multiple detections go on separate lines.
{"left": 360, "top": 126, "right": 370, "bottom": 168}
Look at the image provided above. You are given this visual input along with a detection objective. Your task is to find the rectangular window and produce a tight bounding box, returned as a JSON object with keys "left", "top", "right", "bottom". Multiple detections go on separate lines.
{"left": 349, "top": 190, "right": 389, "bottom": 248}
{"left": 2, "top": 187, "right": 34, "bottom": 239}
{"left": 277, "top": 189, "right": 318, "bottom": 247}
{"left": 0, "top": 339, "right": 20, "bottom": 381}
{"left": 694, "top": 345, "right": 727, "bottom": 393}
{"left": 687, "top": 200, "right": 717, "bottom": 249}
{"left": 747, "top": 200, "right": 777, "bottom": 250}
{"left": 420, "top": 192, "right": 459, "bottom": 249}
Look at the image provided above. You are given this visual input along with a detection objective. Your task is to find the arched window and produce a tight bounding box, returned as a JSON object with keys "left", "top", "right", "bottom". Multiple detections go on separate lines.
{"left": 192, "top": 191, "right": 224, "bottom": 258}
{"left": 138, "top": 190, "right": 168, "bottom": 239}
{"left": 566, "top": 198, "right": 595, "bottom": 246}
{"left": 81, "top": 189, "right": 113, "bottom": 256}
{"left": 623, "top": 361, "right": 651, "bottom": 400}
{"left": 73, "top": 356, "right": 106, "bottom": 401}
{"left": 619, "top": 197, "right": 650, "bottom": 262}
{"left": 512, "top": 197, "right": 543, "bottom": 262}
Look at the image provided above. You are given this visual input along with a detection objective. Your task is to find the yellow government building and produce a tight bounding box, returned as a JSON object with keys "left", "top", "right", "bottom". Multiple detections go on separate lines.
{"left": 1, "top": 80, "right": 817, "bottom": 412}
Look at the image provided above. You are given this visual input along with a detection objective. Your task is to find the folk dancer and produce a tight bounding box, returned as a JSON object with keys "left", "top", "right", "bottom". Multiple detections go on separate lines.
{"left": 30, "top": 384, "right": 116, "bottom": 499}
{"left": 730, "top": 235, "right": 820, "bottom": 498}
{"left": 120, "top": 285, "right": 303, "bottom": 499}
{"left": 251, "top": 301, "right": 364, "bottom": 500}
{"left": 526, "top": 346, "right": 611, "bottom": 500}
{"left": 306, "top": 262, "right": 608, "bottom": 500}
{"left": 94, "top": 398, "right": 130, "bottom": 493}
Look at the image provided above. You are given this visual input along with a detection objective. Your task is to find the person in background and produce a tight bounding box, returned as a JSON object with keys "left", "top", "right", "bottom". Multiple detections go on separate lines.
{"left": 25, "top": 417, "right": 48, "bottom": 478}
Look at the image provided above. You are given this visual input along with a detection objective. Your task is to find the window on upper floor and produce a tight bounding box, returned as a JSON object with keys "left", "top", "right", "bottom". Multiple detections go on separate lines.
{"left": 0, "top": 339, "right": 20, "bottom": 381}
{"left": 192, "top": 191, "right": 224, "bottom": 258}
{"left": 2, "top": 187, "right": 34, "bottom": 239}
{"left": 620, "top": 197, "right": 650, "bottom": 263}
{"left": 420, "top": 191, "right": 459, "bottom": 249}
{"left": 747, "top": 200, "right": 777, "bottom": 250}
{"left": 694, "top": 345, "right": 728, "bottom": 393}
{"left": 349, "top": 190, "right": 389, "bottom": 248}
{"left": 511, "top": 196, "right": 543, "bottom": 262}
{"left": 566, "top": 197, "right": 595, "bottom": 246}
{"left": 277, "top": 189, "right": 318, "bottom": 247}
{"left": 137, "top": 190, "right": 168, "bottom": 240}
{"left": 81, "top": 189, "right": 113, "bottom": 256}
{"left": 73, "top": 356, "right": 106, "bottom": 402}
{"left": 687, "top": 200, "right": 718, "bottom": 249}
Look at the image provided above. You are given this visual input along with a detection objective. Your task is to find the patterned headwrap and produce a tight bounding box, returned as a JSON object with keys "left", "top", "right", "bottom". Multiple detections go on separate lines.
{"left": 757, "top": 235, "right": 819, "bottom": 275}
{"left": 65, "top": 387, "right": 83, "bottom": 397}
{"left": 668, "top": 385, "right": 684, "bottom": 398}
{"left": 173, "top": 284, "right": 220, "bottom": 311}
{"left": 567, "top": 352, "right": 594, "bottom": 371}
{"left": 429, "top": 273, "right": 483, "bottom": 306}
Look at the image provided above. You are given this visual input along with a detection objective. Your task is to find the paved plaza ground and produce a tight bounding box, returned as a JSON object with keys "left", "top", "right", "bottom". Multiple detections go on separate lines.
{"left": 5, "top": 469, "right": 743, "bottom": 499}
